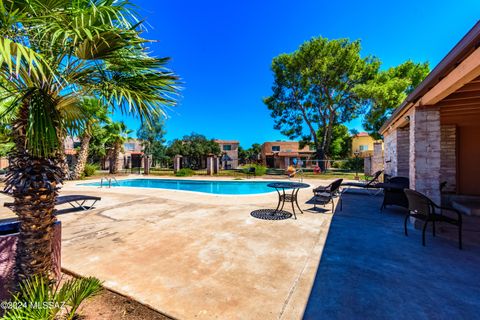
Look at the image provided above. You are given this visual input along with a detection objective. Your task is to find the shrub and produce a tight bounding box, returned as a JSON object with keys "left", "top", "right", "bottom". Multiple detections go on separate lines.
{"left": 175, "top": 168, "right": 195, "bottom": 177}
{"left": 2, "top": 275, "right": 102, "bottom": 320}
{"left": 83, "top": 163, "right": 99, "bottom": 177}
{"left": 241, "top": 164, "right": 267, "bottom": 176}
{"left": 337, "top": 157, "right": 364, "bottom": 171}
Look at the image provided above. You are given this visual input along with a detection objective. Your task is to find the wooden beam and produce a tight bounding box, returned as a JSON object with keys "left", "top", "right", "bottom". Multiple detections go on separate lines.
{"left": 436, "top": 97, "right": 480, "bottom": 107}
{"left": 420, "top": 47, "right": 480, "bottom": 106}
{"left": 441, "top": 106, "right": 480, "bottom": 113}
{"left": 442, "top": 90, "right": 480, "bottom": 101}
{"left": 456, "top": 82, "right": 480, "bottom": 93}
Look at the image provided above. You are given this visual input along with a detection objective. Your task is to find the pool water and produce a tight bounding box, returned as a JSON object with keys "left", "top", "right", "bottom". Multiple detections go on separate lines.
{"left": 79, "top": 179, "right": 286, "bottom": 195}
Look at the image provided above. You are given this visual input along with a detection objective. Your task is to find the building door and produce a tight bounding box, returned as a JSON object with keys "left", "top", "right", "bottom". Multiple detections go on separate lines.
{"left": 266, "top": 156, "right": 274, "bottom": 168}
{"left": 131, "top": 154, "right": 142, "bottom": 168}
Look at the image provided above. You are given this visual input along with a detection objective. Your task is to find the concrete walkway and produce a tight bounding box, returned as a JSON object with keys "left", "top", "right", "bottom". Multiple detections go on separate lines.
{"left": 303, "top": 192, "right": 480, "bottom": 320}
{"left": 3, "top": 177, "right": 333, "bottom": 320}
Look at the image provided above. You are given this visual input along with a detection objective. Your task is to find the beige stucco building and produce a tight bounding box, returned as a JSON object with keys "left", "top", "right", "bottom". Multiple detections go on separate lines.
{"left": 214, "top": 140, "right": 239, "bottom": 169}
{"left": 351, "top": 132, "right": 382, "bottom": 158}
{"left": 261, "top": 141, "right": 315, "bottom": 169}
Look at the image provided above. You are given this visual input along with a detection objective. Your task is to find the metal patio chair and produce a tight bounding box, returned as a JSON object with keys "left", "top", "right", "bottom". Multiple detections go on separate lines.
{"left": 404, "top": 189, "right": 462, "bottom": 249}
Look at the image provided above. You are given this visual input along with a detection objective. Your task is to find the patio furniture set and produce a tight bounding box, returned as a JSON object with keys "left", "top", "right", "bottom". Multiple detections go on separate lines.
{"left": 264, "top": 171, "right": 463, "bottom": 249}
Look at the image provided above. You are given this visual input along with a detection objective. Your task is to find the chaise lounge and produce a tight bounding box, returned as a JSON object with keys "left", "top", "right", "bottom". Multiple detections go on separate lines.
{"left": 3, "top": 194, "right": 101, "bottom": 212}
{"left": 341, "top": 170, "right": 383, "bottom": 194}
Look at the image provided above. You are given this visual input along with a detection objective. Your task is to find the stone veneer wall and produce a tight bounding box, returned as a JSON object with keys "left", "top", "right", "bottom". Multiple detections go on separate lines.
{"left": 372, "top": 142, "right": 384, "bottom": 177}
{"left": 383, "top": 131, "right": 397, "bottom": 176}
{"left": 440, "top": 124, "right": 457, "bottom": 193}
{"left": 409, "top": 107, "right": 441, "bottom": 204}
{"left": 397, "top": 127, "right": 410, "bottom": 177}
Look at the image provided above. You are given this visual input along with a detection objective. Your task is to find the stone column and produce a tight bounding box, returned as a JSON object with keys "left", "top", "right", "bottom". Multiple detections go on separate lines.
{"left": 372, "top": 142, "right": 384, "bottom": 176}
{"left": 409, "top": 106, "right": 441, "bottom": 204}
{"left": 383, "top": 131, "right": 397, "bottom": 177}
{"left": 173, "top": 155, "right": 182, "bottom": 173}
{"left": 206, "top": 156, "right": 214, "bottom": 176}
{"left": 213, "top": 157, "right": 220, "bottom": 174}
{"left": 364, "top": 156, "right": 372, "bottom": 176}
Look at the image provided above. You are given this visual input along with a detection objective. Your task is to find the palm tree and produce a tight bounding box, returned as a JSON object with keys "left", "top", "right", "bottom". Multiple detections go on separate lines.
{"left": 0, "top": 0, "right": 179, "bottom": 282}
{"left": 70, "top": 98, "right": 109, "bottom": 180}
{"left": 104, "top": 121, "right": 132, "bottom": 174}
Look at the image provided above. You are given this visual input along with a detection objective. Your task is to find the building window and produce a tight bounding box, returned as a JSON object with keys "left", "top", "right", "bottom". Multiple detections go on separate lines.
{"left": 73, "top": 142, "right": 81, "bottom": 148}
{"left": 272, "top": 146, "right": 280, "bottom": 152}
{"left": 359, "top": 145, "right": 369, "bottom": 151}
{"left": 124, "top": 143, "right": 135, "bottom": 151}
{"left": 223, "top": 144, "right": 232, "bottom": 151}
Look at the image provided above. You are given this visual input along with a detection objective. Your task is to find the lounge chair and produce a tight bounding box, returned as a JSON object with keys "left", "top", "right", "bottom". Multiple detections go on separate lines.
{"left": 404, "top": 189, "right": 462, "bottom": 249}
{"left": 312, "top": 178, "right": 343, "bottom": 212}
{"left": 342, "top": 170, "right": 383, "bottom": 194}
{"left": 4, "top": 194, "right": 101, "bottom": 212}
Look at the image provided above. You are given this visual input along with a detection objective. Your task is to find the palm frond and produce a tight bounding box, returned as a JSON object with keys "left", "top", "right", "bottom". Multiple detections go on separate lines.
{"left": 0, "top": 37, "right": 49, "bottom": 81}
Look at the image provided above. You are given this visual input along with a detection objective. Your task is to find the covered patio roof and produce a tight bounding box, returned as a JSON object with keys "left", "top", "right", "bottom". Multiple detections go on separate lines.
{"left": 380, "top": 20, "right": 480, "bottom": 134}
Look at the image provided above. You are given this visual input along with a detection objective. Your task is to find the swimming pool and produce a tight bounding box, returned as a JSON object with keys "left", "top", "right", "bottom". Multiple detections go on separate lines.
{"left": 79, "top": 179, "right": 292, "bottom": 195}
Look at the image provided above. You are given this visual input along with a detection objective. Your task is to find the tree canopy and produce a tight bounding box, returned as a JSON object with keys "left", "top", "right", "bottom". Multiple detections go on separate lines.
{"left": 137, "top": 116, "right": 169, "bottom": 166}
{"left": 356, "top": 60, "right": 430, "bottom": 139}
{"left": 264, "top": 37, "right": 379, "bottom": 168}
{"left": 167, "top": 133, "right": 220, "bottom": 169}
{"left": 238, "top": 143, "right": 262, "bottom": 164}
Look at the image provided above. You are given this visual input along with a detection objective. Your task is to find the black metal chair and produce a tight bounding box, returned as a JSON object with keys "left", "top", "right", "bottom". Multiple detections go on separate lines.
{"left": 245, "top": 167, "right": 256, "bottom": 178}
{"left": 404, "top": 189, "right": 462, "bottom": 249}
{"left": 312, "top": 179, "right": 343, "bottom": 212}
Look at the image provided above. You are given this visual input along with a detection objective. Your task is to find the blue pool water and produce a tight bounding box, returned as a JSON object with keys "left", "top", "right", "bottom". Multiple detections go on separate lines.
{"left": 79, "top": 179, "right": 284, "bottom": 195}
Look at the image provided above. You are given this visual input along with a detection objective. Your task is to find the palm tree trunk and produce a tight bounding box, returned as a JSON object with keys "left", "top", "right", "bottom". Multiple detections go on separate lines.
{"left": 111, "top": 142, "right": 121, "bottom": 174}
{"left": 71, "top": 133, "right": 91, "bottom": 180}
{"left": 5, "top": 102, "right": 62, "bottom": 284}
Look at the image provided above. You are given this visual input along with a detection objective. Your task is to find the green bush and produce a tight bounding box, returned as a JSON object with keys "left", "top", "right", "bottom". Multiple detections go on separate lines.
{"left": 175, "top": 168, "right": 195, "bottom": 177}
{"left": 241, "top": 164, "right": 267, "bottom": 176}
{"left": 83, "top": 163, "right": 99, "bottom": 177}
{"left": 2, "top": 275, "right": 102, "bottom": 320}
{"left": 337, "top": 158, "right": 363, "bottom": 171}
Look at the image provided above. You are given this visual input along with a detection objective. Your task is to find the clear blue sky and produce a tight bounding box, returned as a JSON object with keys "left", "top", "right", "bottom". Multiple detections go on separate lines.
{"left": 115, "top": 0, "right": 479, "bottom": 147}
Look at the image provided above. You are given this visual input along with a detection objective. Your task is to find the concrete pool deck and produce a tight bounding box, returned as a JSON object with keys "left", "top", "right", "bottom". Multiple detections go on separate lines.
{"left": 1, "top": 176, "right": 334, "bottom": 319}
{"left": 2, "top": 176, "right": 479, "bottom": 319}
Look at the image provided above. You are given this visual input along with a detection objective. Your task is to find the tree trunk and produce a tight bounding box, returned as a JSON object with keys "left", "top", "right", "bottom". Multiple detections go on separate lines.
{"left": 5, "top": 102, "right": 62, "bottom": 284}
{"left": 316, "top": 147, "right": 326, "bottom": 171}
{"left": 71, "top": 133, "right": 91, "bottom": 180}
{"left": 57, "top": 145, "right": 70, "bottom": 180}
{"left": 110, "top": 142, "right": 121, "bottom": 174}
{"left": 144, "top": 155, "right": 150, "bottom": 175}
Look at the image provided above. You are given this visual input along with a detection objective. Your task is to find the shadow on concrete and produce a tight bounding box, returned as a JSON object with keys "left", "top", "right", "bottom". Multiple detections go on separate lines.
{"left": 303, "top": 193, "right": 480, "bottom": 319}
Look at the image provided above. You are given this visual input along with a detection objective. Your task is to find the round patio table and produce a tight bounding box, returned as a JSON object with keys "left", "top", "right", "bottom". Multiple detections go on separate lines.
{"left": 267, "top": 182, "right": 310, "bottom": 219}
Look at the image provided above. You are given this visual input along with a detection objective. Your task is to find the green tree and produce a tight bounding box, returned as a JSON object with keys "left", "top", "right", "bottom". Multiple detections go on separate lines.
{"left": 264, "top": 37, "right": 379, "bottom": 170}
{"left": 325, "top": 124, "right": 352, "bottom": 159}
{"left": 239, "top": 143, "right": 262, "bottom": 164}
{"left": 71, "top": 98, "right": 109, "bottom": 180}
{"left": 104, "top": 121, "right": 133, "bottom": 174}
{"left": 0, "top": 0, "right": 179, "bottom": 281}
{"left": 137, "top": 115, "right": 168, "bottom": 168}
{"left": 356, "top": 60, "right": 429, "bottom": 139}
{"left": 167, "top": 133, "right": 220, "bottom": 169}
